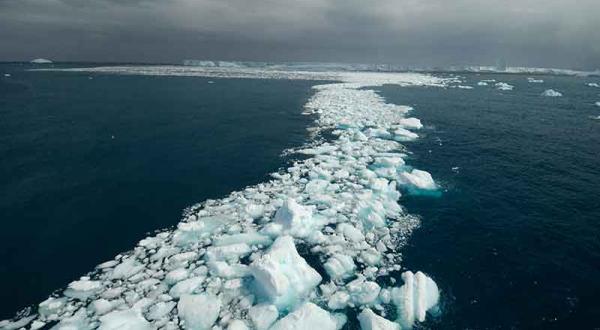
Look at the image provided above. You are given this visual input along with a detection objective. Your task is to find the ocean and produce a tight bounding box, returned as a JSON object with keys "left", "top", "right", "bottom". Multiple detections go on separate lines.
{"left": 0, "top": 63, "right": 316, "bottom": 319}
{"left": 1, "top": 64, "right": 599, "bottom": 328}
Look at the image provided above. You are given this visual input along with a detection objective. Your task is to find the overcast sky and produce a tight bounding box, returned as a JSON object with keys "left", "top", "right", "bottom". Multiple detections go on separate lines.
{"left": 1, "top": 0, "right": 599, "bottom": 69}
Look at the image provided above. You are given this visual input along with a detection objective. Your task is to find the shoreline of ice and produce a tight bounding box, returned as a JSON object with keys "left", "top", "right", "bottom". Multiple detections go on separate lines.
{"left": 1, "top": 68, "right": 448, "bottom": 330}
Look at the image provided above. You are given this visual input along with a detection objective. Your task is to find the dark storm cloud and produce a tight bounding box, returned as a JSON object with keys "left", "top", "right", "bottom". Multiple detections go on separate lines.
{"left": 1, "top": 0, "right": 599, "bottom": 69}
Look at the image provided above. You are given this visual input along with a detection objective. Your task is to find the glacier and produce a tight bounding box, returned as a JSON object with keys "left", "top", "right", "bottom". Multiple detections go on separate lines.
{"left": 0, "top": 66, "right": 447, "bottom": 330}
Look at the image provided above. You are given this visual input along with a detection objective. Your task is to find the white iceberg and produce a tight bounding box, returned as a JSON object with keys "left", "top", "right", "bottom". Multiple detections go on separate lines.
{"left": 250, "top": 236, "right": 322, "bottom": 308}
{"left": 398, "top": 169, "right": 437, "bottom": 191}
{"left": 391, "top": 271, "right": 440, "bottom": 328}
{"left": 541, "top": 89, "right": 562, "bottom": 97}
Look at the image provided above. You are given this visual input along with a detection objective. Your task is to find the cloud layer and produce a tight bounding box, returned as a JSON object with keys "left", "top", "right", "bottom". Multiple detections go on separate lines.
{"left": 1, "top": 0, "right": 599, "bottom": 68}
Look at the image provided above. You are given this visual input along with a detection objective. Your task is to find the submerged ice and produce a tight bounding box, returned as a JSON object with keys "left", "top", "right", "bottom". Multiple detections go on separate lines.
{"left": 0, "top": 69, "right": 445, "bottom": 330}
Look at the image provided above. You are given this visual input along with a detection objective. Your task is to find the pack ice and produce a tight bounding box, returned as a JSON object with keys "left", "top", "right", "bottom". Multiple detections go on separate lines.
{"left": 0, "top": 68, "right": 446, "bottom": 330}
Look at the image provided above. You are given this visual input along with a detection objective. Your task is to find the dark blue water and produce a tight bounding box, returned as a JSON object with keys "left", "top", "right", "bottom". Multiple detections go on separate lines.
{"left": 377, "top": 74, "right": 600, "bottom": 329}
{"left": 0, "top": 64, "right": 317, "bottom": 318}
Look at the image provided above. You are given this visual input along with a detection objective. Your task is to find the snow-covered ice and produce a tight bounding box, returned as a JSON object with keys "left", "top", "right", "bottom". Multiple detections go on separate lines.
{"left": 2, "top": 66, "right": 445, "bottom": 329}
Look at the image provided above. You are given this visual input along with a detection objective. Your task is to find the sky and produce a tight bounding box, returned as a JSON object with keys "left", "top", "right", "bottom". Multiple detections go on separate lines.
{"left": 1, "top": 0, "right": 599, "bottom": 69}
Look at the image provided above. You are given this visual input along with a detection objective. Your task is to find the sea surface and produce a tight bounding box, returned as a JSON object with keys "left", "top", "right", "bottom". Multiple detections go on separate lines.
{"left": 377, "top": 74, "right": 600, "bottom": 329}
{"left": 0, "top": 63, "right": 316, "bottom": 318}
{"left": 1, "top": 64, "right": 600, "bottom": 328}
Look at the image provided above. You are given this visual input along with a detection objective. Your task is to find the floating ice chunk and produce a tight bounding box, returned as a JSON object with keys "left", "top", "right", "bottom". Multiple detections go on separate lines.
{"left": 527, "top": 77, "right": 544, "bottom": 83}
{"left": 358, "top": 308, "right": 400, "bottom": 330}
{"left": 250, "top": 236, "right": 322, "bottom": 308}
{"left": 397, "top": 118, "right": 423, "bottom": 129}
{"left": 477, "top": 81, "right": 488, "bottom": 86}
{"left": 91, "top": 298, "right": 114, "bottom": 316}
{"left": 111, "top": 257, "right": 144, "bottom": 279}
{"left": 595, "top": 101, "right": 600, "bottom": 107}
{"left": 165, "top": 268, "right": 189, "bottom": 285}
{"left": 337, "top": 223, "right": 365, "bottom": 243}
{"left": 53, "top": 309, "right": 91, "bottom": 329}
{"left": 168, "top": 276, "right": 204, "bottom": 298}
{"left": 391, "top": 271, "right": 439, "bottom": 328}
{"left": 172, "top": 216, "right": 224, "bottom": 246}
{"left": 588, "top": 82, "right": 600, "bottom": 88}
{"left": 324, "top": 254, "right": 356, "bottom": 280}
{"left": 456, "top": 85, "right": 473, "bottom": 89}
{"left": 274, "top": 199, "right": 321, "bottom": 238}
{"left": 365, "top": 128, "right": 392, "bottom": 139}
{"left": 64, "top": 278, "right": 102, "bottom": 300}
{"left": 227, "top": 320, "right": 250, "bottom": 330}
{"left": 347, "top": 278, "right": 381, "bottom": 305}
{"left": 145, "top": 301, "right": 176, "bottom": 321}
{"left": 0, "top": 315, "right": 36, "bottom": 330}
{"left": 541, "top": 89, "right": 562, "bottom": 97}
{"left": 248, "top": 304, "right": 279, "bottom": 329}
{"left": 208, "top": 261, "right": 250, "bottom": 279}
{"left": 30, "top": 58, "right": 52, "bottom": 64}
{"left": 398, "top": 169, "right": 437, "bottom": 191}
{"left": 214, "top": 232, "right": 272, "bottom": 247}
{"left": 177, "top": 294, "right": 221, "bottom": 330}
{"left": 245, "top": 203, "right": 265, "bottom": 219}
{"left": 392, "top": 128, "right": 418, "bottom": 141}
{"left": 99, "top": 308, "right": 154, "bottom": 330}
{"left": 357, "top": 199, "right": 387, "bottom": 228}
{"left": 327, "top": 291, "right": 350, "bottom": 310}
{"left": 495, "top": 82, "right": 514, "bottom": 91}
{"left": 38, "top": 296, "right": 67, "bottom": 317}
{"left": 270, "top": 302, "right": 337, "bottom": 330}
{"left": 205, "top": 243, "right": 251, "bottom": 261}
{"left": 3, "top": 73, "right": 10, "bottom": 78}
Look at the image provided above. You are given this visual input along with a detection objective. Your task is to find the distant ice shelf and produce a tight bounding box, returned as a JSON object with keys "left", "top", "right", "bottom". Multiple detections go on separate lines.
{"left": 30, "top": 58, "right": 53, "bottom": 64}
{"left": 0, "top": 68, "right": 448, "bottom": 330}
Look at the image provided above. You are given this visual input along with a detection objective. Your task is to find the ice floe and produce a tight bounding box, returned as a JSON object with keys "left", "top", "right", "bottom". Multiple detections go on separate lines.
{"left": 2, "top": 68, "right": 445, "bottom": 329}
{"left": 527, "top": 77, "right": 544, "bottom": 83}
{"left": 495, "top": 82, "right": 514, "bottom": 91}
{"left": 541, "top": 89, "right": 562, "bottom": 97}
{"left": 588, "top": 82, "right": 600, "bottom": 88}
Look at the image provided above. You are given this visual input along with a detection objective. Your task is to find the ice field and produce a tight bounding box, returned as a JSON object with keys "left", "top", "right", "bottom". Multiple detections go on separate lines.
{"left": 1, "top": 67, "right": 450, "bottom": 329}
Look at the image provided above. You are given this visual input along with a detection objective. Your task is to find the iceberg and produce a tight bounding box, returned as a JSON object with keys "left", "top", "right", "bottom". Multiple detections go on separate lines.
{"left": 250, "top": 236, "right": 322, "bottom": 308}
{"left": 398, "top": 169, "right": 437, "bottom": 191}
{"left": 391, "top": 271, "right": 440, "bottom": 328}
{"left": 541, "top": 89, "right": 562, "bottom": 97}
